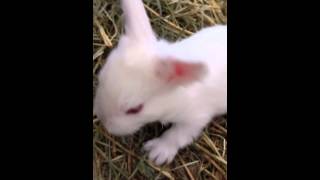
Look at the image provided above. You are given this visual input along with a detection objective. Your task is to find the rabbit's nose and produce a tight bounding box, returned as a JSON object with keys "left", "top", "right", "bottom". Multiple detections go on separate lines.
{"left": 105, "top": 120, "right": 112, "bottom": 127}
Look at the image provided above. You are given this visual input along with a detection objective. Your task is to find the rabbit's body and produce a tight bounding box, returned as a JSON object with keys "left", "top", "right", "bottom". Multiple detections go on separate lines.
{"left": 152, "top": 26, "right": 227, "bottom": 125}
{"left": 94, "top": 0, "right": 227, "bottom": 165}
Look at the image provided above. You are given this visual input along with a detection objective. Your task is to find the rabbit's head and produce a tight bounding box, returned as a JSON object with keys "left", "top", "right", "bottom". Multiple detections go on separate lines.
{"left": 94, "top": 0, "right": 207, "bottom": 136}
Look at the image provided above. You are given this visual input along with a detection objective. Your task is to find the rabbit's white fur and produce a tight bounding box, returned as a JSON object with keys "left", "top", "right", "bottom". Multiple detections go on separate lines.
{"left": 94, "top": 0, "right": 227, "bottom": 165}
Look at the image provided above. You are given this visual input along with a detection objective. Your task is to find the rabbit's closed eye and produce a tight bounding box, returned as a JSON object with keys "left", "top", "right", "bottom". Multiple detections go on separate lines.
{"left": 126, "top": 104, "right": 144, "bottom": 115}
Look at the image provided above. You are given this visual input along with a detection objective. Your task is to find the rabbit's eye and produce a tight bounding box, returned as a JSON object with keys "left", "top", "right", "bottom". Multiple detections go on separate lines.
{"left": 126, "top": 104, "right": 143, "bottom": 115}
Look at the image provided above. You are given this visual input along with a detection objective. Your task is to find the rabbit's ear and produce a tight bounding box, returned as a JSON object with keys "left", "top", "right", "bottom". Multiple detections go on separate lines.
{"left": 121, "top": 0, "right": 156, "bottom": 42}
{"left": 155, "top": 57, "right": 207, "bottom": 86}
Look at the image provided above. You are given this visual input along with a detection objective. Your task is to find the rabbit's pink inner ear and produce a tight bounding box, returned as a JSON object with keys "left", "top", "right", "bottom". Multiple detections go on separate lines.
{"left": 155, "top": 58, "right": 206, "bottom": 85}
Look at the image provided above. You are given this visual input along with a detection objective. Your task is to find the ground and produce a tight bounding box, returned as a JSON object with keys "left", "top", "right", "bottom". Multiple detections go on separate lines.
{"left": 93, "top": 0, "right": 227, "bottom": 179}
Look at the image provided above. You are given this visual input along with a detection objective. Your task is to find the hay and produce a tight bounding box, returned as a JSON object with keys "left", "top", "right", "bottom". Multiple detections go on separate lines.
{"left": 93, "top": 0, "right": 227, "bottom": 179}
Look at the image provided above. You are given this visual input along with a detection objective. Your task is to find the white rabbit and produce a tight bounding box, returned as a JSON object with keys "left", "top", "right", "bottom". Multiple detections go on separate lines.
{"left": 94, "top": 0, "right": 227, "bottom": 165}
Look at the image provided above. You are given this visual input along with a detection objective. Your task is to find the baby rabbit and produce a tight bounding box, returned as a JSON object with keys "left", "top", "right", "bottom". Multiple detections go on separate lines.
{"left": 94, "top": 0, "right": 227, "bottom": 165}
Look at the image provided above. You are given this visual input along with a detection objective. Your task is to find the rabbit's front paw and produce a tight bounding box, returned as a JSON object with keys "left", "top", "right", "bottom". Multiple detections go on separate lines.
{"left": 143, "top": 138, "right": 178, "bottom": 165}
